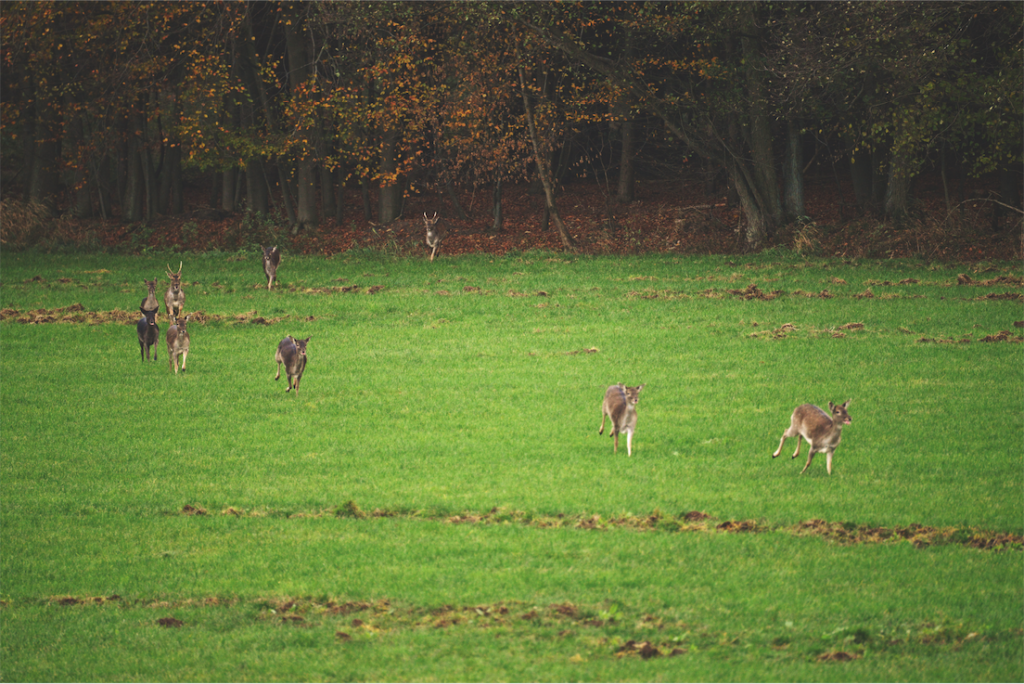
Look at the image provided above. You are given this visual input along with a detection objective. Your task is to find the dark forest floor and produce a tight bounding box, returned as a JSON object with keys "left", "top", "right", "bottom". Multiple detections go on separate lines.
{"left": 5, "top": 171, "right": 1021, "bottom": 261}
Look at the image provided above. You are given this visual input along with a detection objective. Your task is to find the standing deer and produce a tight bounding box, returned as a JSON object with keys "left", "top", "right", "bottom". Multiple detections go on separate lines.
{"left": 424, "top": 212, "right": 445, "bottom": 261}
{"left": 599, "top": 383, "right": 645, "bottom": 456}
{"left": 136, "top": 305, "right": 159, "bottom": 361}
{"left": 165, "top": 262, "right": 185, "bottom": 320}
{"left": 141, "top": 279, "right": 159, "bottom": 321}
{"left": 274, "top": 335, "right": 310, "bottom": 394}
{"left": 261, "top": 245, "right": 281, "bottom": 290}
{"left": 772, "top": 400, "right": 852, "bottom": 475}
{"left": 166, "top": 315, "right": 190, "bottom": 374}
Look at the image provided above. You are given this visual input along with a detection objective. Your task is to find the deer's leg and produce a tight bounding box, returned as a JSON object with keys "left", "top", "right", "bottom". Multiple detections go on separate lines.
{"left": 181, "top": 351, "right": 188, "bottom": 372}
{"left": 275, "top": 361, "right": 282, "bottom": 381}
{"left": 790, "top": 435, "right": 802, "bottom": 460}
{"left": 612, "top": 431, "right": 619, "bottom": 453}
{"left": 626, "top": 429, "right": 633, "bottom": 457}
{"left": 772, "top": 434, "right": 787, "bottom": 458}
{"left": 826, "top": 451, "right": 833, "bottom": 475}
{"left": 599, "top": 412, "right": 607, "bottom": 435}
{"left": 800, "top": 451, "right": 815, "bottom": 474}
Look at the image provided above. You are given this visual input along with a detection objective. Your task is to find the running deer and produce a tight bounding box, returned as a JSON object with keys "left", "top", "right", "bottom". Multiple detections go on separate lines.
{"left": 599, "top": 383, "right": 645, "bottom": 456}
{"left": 424, "top": 212, "right": 445, "bottom": 261}
{"left": 772, "top": 400, "right": 852, "bottom": 475}
{"left": 141, "top": 279, "right": 159, "bottom": 320}
{"left": 136, "top": 305, "right": 159, "bottom": 361}
{"left": 166, "top": 315, "right": 190, "bottom": 374}
{"left": 274, "top": 335, "right": 310, "bottom": 394}
{"left": 261, "top": 245, "right": 281, "bottom": 290}
{"left": 165, "top": 262, "right": 185, "bottom": 320}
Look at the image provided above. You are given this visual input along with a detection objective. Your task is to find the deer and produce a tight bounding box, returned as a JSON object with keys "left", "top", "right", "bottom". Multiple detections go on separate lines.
{"left": 598, "top": 383, "right": 645, "bottom": 456}
{"left": 260, "top": 245, "right": 281, "bottom": 290}
{"left": 141, "top": 279, "right": 159, "bottom": 321}
{"left": 274, "top": 335, "right": 310, "bottom": 394}
{"left": 424, "top": 212, "right": 445, "bottom": 261}
{"left": 136, "top": 305, "right": 159, "bottom": 361}
{"left": 772, "top": 400, "right": 852, "bottom": 475}
{"left": 166, "top": 315, "right": 190, "bottom": 374}
{"left": 165, "top": 262, "right": 185, "bottom": 320}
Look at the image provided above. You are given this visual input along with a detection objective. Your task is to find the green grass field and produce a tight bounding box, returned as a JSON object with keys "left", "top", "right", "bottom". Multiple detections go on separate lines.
{"left": 2, "top": 250, "right": 1021, "bottom": 681}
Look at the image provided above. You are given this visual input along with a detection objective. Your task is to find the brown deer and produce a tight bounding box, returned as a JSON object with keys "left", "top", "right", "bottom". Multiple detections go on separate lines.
{"left": 772, "top": 400, "right": 852, "bottom": 475}
{"left": 136, "top": 305, "right": 159, "bottom": 361}
{"left": 141, "top": 279, "right": 159, "bottom": 321}
{"left": 165, "top": 262, "right": 185, "bottom": 320}
{"left": 166, "top": 315, "right": 190, "bottom": 374}
{"left": 261, "top": 245, "right": 281, "bottom": 290}
{"left": 599, "top": 383, "right": 645, "bottom": 456}
{"left": 424, "top": 212, "right": 445, "bottom": 261}
{"left": 275, "top": 336, "right": 310, "bottom": 394}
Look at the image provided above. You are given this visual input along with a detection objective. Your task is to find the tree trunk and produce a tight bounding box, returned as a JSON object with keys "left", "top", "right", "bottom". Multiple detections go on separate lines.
{"left": 122, "top": 124, "right": 145, "bottom": 222}
{"left": 731, "top": 166, "right": 773, "bottom": 251}
{"left": 616, "top": 112, "right": 635, "bottom": 204}
{"left": 361, "top": 179, "right": 373, "bottom": 221}
{"left": 246, "top": 157, "right": 269, "bottom": 214}
{"left": 739, "top": 9, "right": 782, "bottom": 238}
{"left": 782, "top": 119, "right": 804, "bottom": 221}
{"left": 65, "top": 95, "right": 92, "bottom": 218}
{"left": 378, "top": 127, "right": 403, "bottom": 224}
{"left": 222, "top": 168, "right": 237, "bottom": 212}
{"left": 285, "top": 19, "right": 316, "bottom": 234}
{"left": 321, "top": 165, "right": 336, "bottom": 220}
{"left": 334, "top": 165, "right": 345, "bottom": 224}
{"left": 884, "top": 150, "right": 914, "bottom": 221}
{"left": 28, "top": 86, "right": 61, "bottom": 215}
{"left": 490, "top": 179, "right": 503, "bottom": 234}
{"left": 517, "top": 65, "right": 575, "bottom": 250}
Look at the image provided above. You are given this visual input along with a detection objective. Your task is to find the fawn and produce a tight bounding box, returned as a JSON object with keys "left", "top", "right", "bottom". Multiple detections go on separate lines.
{"left": 599, "top": 384, "right": 645, "bottom": 456}
{"left": 275, "top": 336, "right": 310, "bottom": 394}
{"left": 165, "top": 262, "right": 185, "bottom": 320}
{"left": 166, "top": 315, "right": 190, "bottom": 374}
{"left": 136, "top": 305, "right": 159, "bottom": 361}
{"left": 424, "top": 212, "right": 445, "bottom": 261}
{"left": 261, "top": 245, "right": 281, "bottom": 290}
{"left": 772, "top": 400, "right": 852, "bottom": 475}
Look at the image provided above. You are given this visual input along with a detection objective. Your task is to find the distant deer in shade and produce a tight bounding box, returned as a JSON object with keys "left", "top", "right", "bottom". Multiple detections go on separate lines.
{"left": 165, "top": 262, "right": 185, "bottom": 320}
{"left": 275, "top": 335, "right": 310, "bottom": 394}
{"left": 166, "top": 315, "right": 190, "bottom": 374}
{"left": 136, "top": 305, "right": 159, "bottom": 361}
{"left": 261, "top": 245, "right": 281, "bottom": 290}
{"left": 599, "top": 383, "right": 645, "bottom": 456}
{"left": 424, "top": 212, "right": 445, "bottom": 261}
{"left": 772, "top": 400, "right": 852, "bottom": 475}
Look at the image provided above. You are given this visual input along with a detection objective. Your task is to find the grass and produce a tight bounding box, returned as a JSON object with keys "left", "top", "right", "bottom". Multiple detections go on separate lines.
{"left": 1, "top": 249, "right": 1022, "bottom": 681}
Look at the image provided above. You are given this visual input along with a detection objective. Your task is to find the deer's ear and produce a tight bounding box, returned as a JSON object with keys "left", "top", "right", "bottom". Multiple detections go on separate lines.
{"left": 843, "top": 399, "right": 852, "bottom": 408}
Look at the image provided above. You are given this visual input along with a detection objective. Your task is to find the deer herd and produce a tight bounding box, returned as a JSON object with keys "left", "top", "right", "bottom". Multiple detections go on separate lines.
{"left": 133, "top": 213, "right": 852, "bottom": 475}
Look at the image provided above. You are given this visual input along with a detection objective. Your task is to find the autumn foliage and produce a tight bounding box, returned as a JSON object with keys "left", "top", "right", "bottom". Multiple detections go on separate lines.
{"left": 1, "top": 1, "right": 1020, "bottom": 258}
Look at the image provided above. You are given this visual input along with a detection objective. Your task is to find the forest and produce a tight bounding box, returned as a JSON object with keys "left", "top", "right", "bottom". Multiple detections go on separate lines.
{"left": 1, "top": 1, "right": 1021, "bottom": 258}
